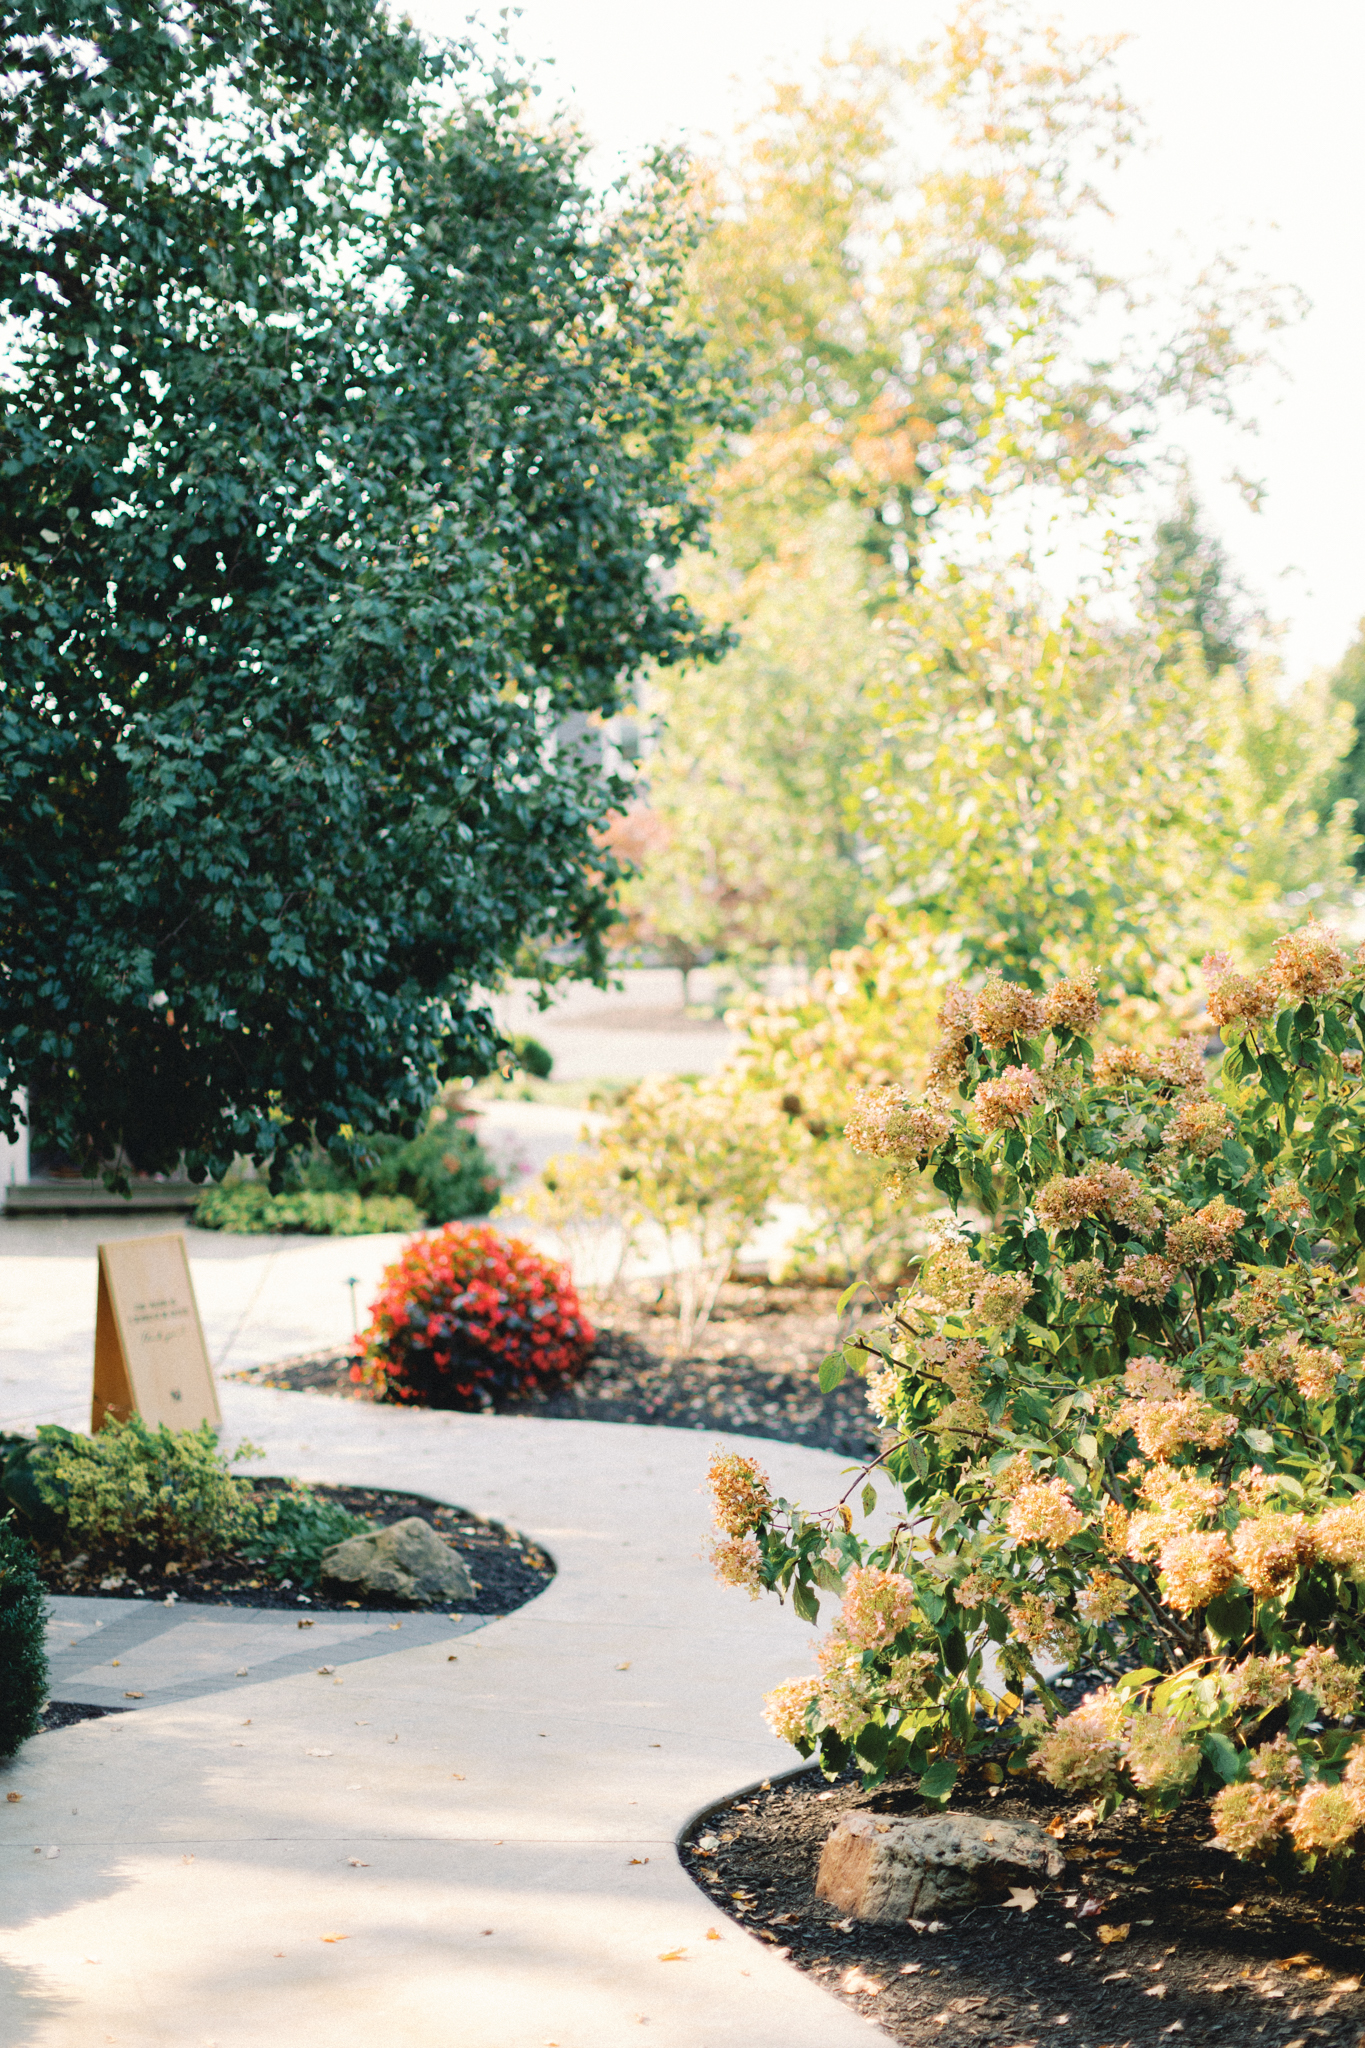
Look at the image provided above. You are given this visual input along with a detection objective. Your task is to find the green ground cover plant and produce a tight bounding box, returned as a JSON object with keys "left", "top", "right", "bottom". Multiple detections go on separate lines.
{"left": 193, "top": 1186, "right": 423, "bottom": 1236}
{"left": 710, "top": 921, "right": 1365, "bottom": 1869}
{"left": 0, "top": 1516, "right": 48, "bottom": 1759}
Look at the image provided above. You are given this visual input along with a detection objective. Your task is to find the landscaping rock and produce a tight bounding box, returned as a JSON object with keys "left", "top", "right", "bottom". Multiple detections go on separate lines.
{"left": 815, "top": 1810, "right": 1065, "bottom": 1922}
{"left": 318, "top": 1518, "right": 474, "bottom": 1604}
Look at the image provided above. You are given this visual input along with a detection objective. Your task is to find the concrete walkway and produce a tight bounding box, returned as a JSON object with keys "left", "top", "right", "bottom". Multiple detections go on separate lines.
{"left": 0, "top": 1388, "right": 886, "bottom": 2048}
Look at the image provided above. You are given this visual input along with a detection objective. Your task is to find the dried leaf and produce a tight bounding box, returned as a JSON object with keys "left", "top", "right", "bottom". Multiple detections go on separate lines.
{"left": 320, "top": 1933, "right": 348, "bottom": 1943}
{"left": 616, "top": 1662, "right": 631, "bottom": 1671}
{"left": 1144, "top": 1984, "right": 1169, "bottom": 2000}
{"left": 347, "top": 1859, "right": 368, "bottom": 1868}
{"left": 705, "top": 1929, "right": 721, "bottom": 1942}
{"left": 317, "top": 1666, "right": 336, "bottom": 1676}
{"left": 6, "top": 1793, "right": 21, "bottom": 1803}
{"left": 657, "top": 1948, "right": 686, "bottom": 1962}
{"left": 305, "top": 1749, "right": 333, "bottom": 1758}
{"left": 1278, "top": 1953, "right": 1320, "bottom": 1970}
{"left": 628, "top": 1858, "right": 648, "bottom": 1866}
{"left": 841, "top": 1968, "right": 882, "bottom": 1996}
{"left": 123, "top": 1691, "right": 144, "bottom": 1699}
{"left": 1098, "top": 1924, "right": 1130, "bottom": 1946}
{"left": 1044, "top": 1816, "right": 1067, "bottom": 1838}
{"left": 1000, "top": 1888, "right": 1038, "bottom": 1913}
{"left": 1077, "top": 1898, "right": 1104, "bottom": 1919}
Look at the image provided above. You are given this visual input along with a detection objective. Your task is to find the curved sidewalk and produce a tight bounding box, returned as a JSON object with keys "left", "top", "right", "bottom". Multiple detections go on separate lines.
{"left": 0, "top": 1392, "right": 887, "bottom": 2048}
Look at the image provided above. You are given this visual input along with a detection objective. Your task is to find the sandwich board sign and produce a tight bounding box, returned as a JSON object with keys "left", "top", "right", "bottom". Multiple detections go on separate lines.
{"left": 92, "top": 1233, "right": 220, "bottom": 1434}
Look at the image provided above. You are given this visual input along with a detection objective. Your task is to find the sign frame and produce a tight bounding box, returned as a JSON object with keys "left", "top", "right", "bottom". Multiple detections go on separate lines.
{"left": 92, "top": 1232, "right": 221, "bottom": 1433}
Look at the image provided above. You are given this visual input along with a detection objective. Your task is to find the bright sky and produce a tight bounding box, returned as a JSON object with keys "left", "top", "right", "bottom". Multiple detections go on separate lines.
{"left": 411, "top": 0, "right": 1365, "bottom": 683}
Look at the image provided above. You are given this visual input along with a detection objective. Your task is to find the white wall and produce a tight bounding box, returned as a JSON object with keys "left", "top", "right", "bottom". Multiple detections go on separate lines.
{"left": 1, "top": 1092, "right": 29, "bottom": 1186}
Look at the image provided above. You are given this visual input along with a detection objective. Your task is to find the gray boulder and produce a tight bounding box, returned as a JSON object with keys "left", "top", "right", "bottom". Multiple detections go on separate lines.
{"left": 319, "top": 1517, "right": 474, "bottom": 1605}
{"left": 816, "top": 1810, "right": 1064, "bottom": 1923}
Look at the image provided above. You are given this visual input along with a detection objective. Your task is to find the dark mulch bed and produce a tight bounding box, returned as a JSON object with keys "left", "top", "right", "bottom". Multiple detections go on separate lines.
{"left": 36, "top": 1483, "right": 554, "bottom": 1616}
{"left": 39, "top": 1700, "right": 125, "bottom": 1733}
{"left": 681, "top": 1764, "right": 1365, "bottom": 2048}
{"left": 230, "top": 1281, "right": 883, "bottom": 1458}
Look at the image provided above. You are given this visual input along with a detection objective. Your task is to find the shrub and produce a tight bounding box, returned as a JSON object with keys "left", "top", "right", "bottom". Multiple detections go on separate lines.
{"left": 713, "top": 924, "right": 1365, "bottom": 1866}
{"left": 510, "top": 1034, "right": 554, "bottom": 1080}
{"left": 238, "top": 1485, "right": 373, "bottom": 1590}
{"left": 31, "top": 1419, "right": 260, "bottom": 1565}
{"left": 350, "top": 1110, "right": 500, "bottom": 1225}
{"left": 355, "top": 1225, "right": 594, "bottom": 1410}
{"left": 194, "top": 1184, "right": 423, "bottom": 1235}
{"left": 0, "top": 1516, "right": 48, "bottom": 1759}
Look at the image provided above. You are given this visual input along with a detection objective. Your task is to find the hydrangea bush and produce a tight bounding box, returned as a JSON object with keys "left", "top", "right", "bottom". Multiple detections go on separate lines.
{"left": 355, "top": 1225, "right": 595, "bottom": 1410}
{"left": 709, "top": 922, "right": 1365, "bottom": 1864}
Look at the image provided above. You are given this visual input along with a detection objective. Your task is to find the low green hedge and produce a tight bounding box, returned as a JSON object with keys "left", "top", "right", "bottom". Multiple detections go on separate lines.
{"left": 0, "top": 1516, "right": 48, "bottom": 1760}
{"left": 193, "top": 1185, "right": 422, "bottom": 1235}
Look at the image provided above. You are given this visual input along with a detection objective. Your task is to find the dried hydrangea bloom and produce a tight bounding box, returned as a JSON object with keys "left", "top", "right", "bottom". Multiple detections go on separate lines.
{"left": 973, "top": 1063, "right": 1045, "bottom": 1133}
{"left": 1157, "top": 1530, "right": 1237, "bottom": 1612}
{"left": 1291, "top": 1346, "right": 1343, "bottom": 1402}
{"left": 972, "top": 974, "right": 1046, "bottom": 1050}
{"left": 1035, "top": 1162, "right": 1159, "bottom": 1236}
{"left": 973, "top": 1270, "right": 1034, "bottom": 1329}
{"left": 919, "top": 1238, "right": 978, "bottom": 1313}
{"left": 865, "top": 1365, "right": 901, "bottom": 1426}
{"left": 1228, "top": 1657, "right": 1294, "bottom": 1715}
{"left": 816, "top": 1637, "right": 878, "bottom": 1740}
{"left": 1101, "top": 1497, "right": 1132, "bottom": 1557}
{"left": 1030, "top": 1692, "right": 1124, "bottom": 1796}
{"left": 1231, "top": 1512, "right": 1315, "bottom": 1598}
{"left": 1229, "top": 1269, "right": 1292, "bottom": 1331}
{"left": 1094, "top": 1045, "right": 1159, "bottom": 1085}
{"left": 1007, "top": 1590, "right": 1080, "bottom": 1661}
{"left": 1006, "top": 1477, "right": 1085, "bottom": 1549}
{"left": 1123, "top": 1394, "right": 1236, "bottom": 1461}
{"left": 1205, "top": 970, "right": 1278, "bottom": 1036}
{"left": 1124, "top": 1355, "right": 1183, "bottom": 1401}
{"left": 989, "top": 1453, "right": 1038, "bottom": 1502}
{"left": 1157, "top": 1038, "right": 1210, "bottom": 1092}
{"left": 1312, "top": 1494, "right": 1365, "bottom": 1571}
{"left": 1249, "top": 1733, "right": 1304, "bottom": 1786}
{"left": 1060, "top": 1258, "right": 1108, "bottom": 1304}
{"left": 1268, "top": 919, "right": 1347, "bottom": 1000}
{"left": 1123, "top": 1713, "right": 1201, "bottom": 1795}
{"left": 1161, "top": 1098, "right": 1231, "bottom": 1159}
{"left": 952, "top": 1568, "right": 998, "bottom": 1610}
{"left": 844, "top": 1086, "right": 952, "bottom": 1162}
{"left": 711, "top": 1535, "right": 764, "bottom": 1598}
{"left": 1077, "top": 1570, "right": 1130, "bottom": 1623}
{"left": 1113, "top": 1254, "right": 1176, "bottom": 1302}
{"left": 1293, "top": 1647, "right": 1362, "bottom": 1719}
{"left": 839, "top": 1565, "right": 917, "bottom": 1651}
{"left": 1164, "top": 1196, "right": 1245, "bottom": 1266}
{"left": 1343, "top": 1741, "right": 1365, "bottom": 1821}
{"left": 762, "top": 1674, "right": 820, "bottom": 1745}
{"left": 707, "top": 1451, "right": 772, "bottom": 1538}
{"left": 1126, "top": 1467, "right": 1225, "bottom": 1558}
{"left": 1043, "top": 972, "right": 1101, "bottom": 1037}
{"left": 1210, "top": 1780, "right": 1293, "bottom": 1859}
{"left": 1264, "top": 1181, "right": 1312, "bottom": 1226}
{"left": 1240, "top": 1333, "right": 1300, "bottom": 1386}
{"left": 1233, "top": 1465, "right": 1275, "bottom": 1514}
{"left": 1290, "top": 1782, "right": 1359, "bottom": 1856}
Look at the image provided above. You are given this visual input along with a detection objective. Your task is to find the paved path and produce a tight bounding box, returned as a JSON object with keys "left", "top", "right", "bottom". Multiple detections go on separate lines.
{"left": 0, "top": 1389, "right": 886, "bottom": 2048}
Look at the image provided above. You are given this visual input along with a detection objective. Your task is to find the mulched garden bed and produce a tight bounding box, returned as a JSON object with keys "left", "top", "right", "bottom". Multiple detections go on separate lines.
{"left": 681, "top": 1762, "right": 1365, "bottom": 2048}
{"left": 37, "top": 1483, "right": 554, "bottom": 1616}
{"left": 229, "top": 1280, "right": 884, "bottom": 1458}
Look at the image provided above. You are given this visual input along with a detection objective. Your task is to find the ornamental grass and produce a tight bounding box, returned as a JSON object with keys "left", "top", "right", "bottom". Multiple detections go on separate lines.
{"left": 709, "top": 921, "right": 1365, "bottom": 1868}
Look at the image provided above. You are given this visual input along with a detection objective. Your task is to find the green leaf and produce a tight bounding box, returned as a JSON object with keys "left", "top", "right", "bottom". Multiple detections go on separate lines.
{"left": 1200, "top": 1731, "right": 1245, "bottom": 1785}
{"left": 790, "top": 1578, "right": 820, "bottom": 1625}
{"left": 818, "top": 1351, "right": 849, "bottom": 1394}
{"left": 917, "top": 1757, "right": 960, "bottom": 1804}
{"left": 903, "top": 1435, "right": 929, "bottom": 1482}
{"left": 1114, "top": 1666, "right": 1161, "bottom": 1696}
{"left": 860, "top": 1482, "right": 878, "bottom": 1519}
{"left": 835, "top": 1281, "right": 864, "bottom": 1320}
{"left": 1242, "top": 1427, "right": 1276, "bottom": 1456}
{"left": 1204, "top": 1590, "right": 1252, "bottom": 1648}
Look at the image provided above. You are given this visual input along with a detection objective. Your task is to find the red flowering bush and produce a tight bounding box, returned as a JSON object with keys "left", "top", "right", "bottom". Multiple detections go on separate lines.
{"left": 354, "top": 1225, "right": 594, "bottom": 1411}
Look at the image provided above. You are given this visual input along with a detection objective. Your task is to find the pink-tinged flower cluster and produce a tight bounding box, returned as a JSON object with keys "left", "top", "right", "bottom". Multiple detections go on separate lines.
{"left": 1158, "top": 1039, "right": 1209, "bottom": 1091}
{"left": 1123, "top": 1714, "right": 1201, "bottom": 1795}
{"left": 1229, "top": 1269, "right": 1291, "bottom": 1331}
{"left": 1113, "top": 1254, "right": 1176, "bottom": 1302}
{"left": 1077, "top": 1570, "right": 1130, "bottom": 1623}
{"left": 1059, "top": 1258, "right": 1107, "bottom": 1303}
{"left": 1030, "top": 1687, "right": 1125, "bottom": 1795}
{"left": 1294, "top": 1347, "right": 1344, "bottom": 1402}
{"left": 925, "top": 983, "right": 975, "bottom": 1090}
{"left": 1267, "top": 919, "right": 1347, "bottom": 1000}
{"left": 1311, "top": 1492, "right": 1365, "bottom": 1571}
{"left": 1164, "top": 1196, "right": 1244, "bottom": 1266}
{"left": 844, "top": 1087, "right": 951, "bottom": 1163}
{"left": 973, "top": 1064, "right": 1045, "bottom": 1134}
{"left": 1121, "top": 1393, "right": 1236, "bottom": 1461}
{"left": 972, "top": 975, "right": 1046, "bottom": 1050}
{"left": 1264, "top": 1181, "right": 1312, "bottom": 1226}
{"left": 1290, "top": 1782, "right": 1359, "bottom": 1854}
{"left": 1006, "top": 1477, "right": 1085, "bottom": 1549}
{"left": 356, "top": 1224, "right": 594, "bottom": 1410}
{"left": 1035, "top": 1162, "right": 1159, "bottom": 1235}
{"left": 1124, "top": 1355, "right": 1184, "bottom": 1400}
{"left": 708, "top": 1452, "right": 772, "bottom": 1538}
{"left": 839, "top": 1566, "right": 917, "bottom": 1650}
{"left": 1043, "top": 973, "right": 1102, "bottom": 1037}
{"left": 1226, "top": 1656, "right": 1293, "bottom": 1714}
{"left": 1294, "top": 1646, "right": 1362, "bottom": 1718}
{"left": 1157, "top": 1530, "right": 1236, "bottom": 1612}
{"left": 710, "top": 1536, "right": 764, "bottom": 1598}
{"left": 1205, "top": 968, "right": 1278, "bottom": 1036}
{"left": 1210, "top": 1780, "right": 1295, "bottom": 1858}
{"left": 1231, "top": 1512, "right": 1315, "bottom": 1598}
{"left": 762, "top": 1675, "right": 820, "bottom": 1745}
{"left": 1125, "top": 1466, "right": 1224, "bottom": 1558}
{"left": 1094, "top": 1044, "right": 1158, "bottom": 1086}
{"left": 973, "top": 1270, "right": 1034, "bottom": 1330}
{"left": 1161, "top": 1099, "right": 1231, "bottom": 1159}
{"left": 1007, "top": 1591, "right": 1079, "bottom": 1660}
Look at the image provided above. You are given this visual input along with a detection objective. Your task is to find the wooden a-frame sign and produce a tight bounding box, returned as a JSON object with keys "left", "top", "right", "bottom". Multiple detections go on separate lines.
{"left": 93, "top": 1233, "right": 220, "bottom": 1434}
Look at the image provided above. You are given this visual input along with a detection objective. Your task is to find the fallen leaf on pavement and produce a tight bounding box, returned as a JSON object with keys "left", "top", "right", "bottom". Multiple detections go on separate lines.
{"left": 1098, "top": 1924, "right": 1130, "bottom": 1946}
{"left": 317, "top": 1666, "right": 336, "bottom": 1676}
{"left": 6, "top": 1794, "right": 20, "bottom": 1803}
{"left": 321, "top": 1933, "right": 349, "bottom": 1943}
{"left": 451, "top": 1774, "right": 466, "bottom": 1781}
{"left": 657, "top": 1949, "right": 686, "bottom": 1962}
{"left": 628, "top": 1858, "right": 648, "bottom": 1866}
{"left": 348, "top": 1859, "right": 368, "bottom": 1868}
{"left": 306, "top": 1749, "right": 333, "bottom": 1758}
{"left": 123, "top": 1692, "right": 144, "bottom": 1700}
{"left": 706, "top": 1929, "right": 721, "bottom": 1941}
{"left": 617, "top": 1662, "right": 632, "bottom": 1671}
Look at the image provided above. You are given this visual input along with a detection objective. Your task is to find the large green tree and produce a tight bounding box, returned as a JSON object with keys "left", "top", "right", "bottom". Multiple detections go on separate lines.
{"left": 0, "top": 2, "right": 730, "bottom": 1182}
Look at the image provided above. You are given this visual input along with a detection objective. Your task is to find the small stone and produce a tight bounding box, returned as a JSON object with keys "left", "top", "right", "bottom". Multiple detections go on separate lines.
{"left": 815, "top": 1811, "right": 1065, "bottom": 1924}
{"left": 319, "top": 1518, "right": 474, "bottom": 1604}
